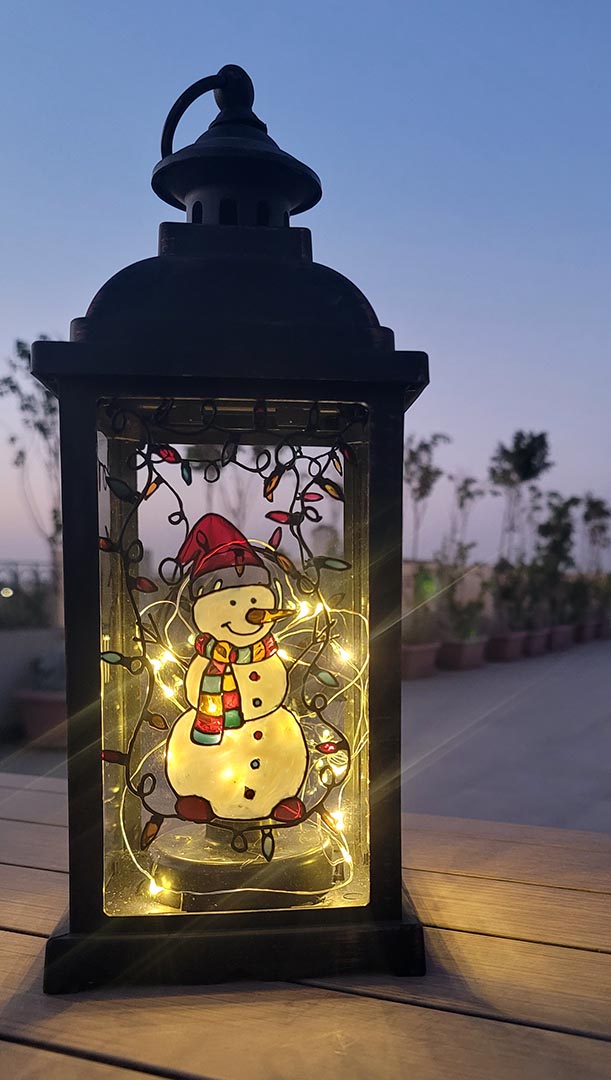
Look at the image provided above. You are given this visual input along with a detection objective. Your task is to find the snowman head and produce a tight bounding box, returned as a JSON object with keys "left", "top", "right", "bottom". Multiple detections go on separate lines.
{"left": 193, "top": 581, "right": 277, "bottom": 645}
{"left": 177, "top": 513, "right": 277, "bottom": 645}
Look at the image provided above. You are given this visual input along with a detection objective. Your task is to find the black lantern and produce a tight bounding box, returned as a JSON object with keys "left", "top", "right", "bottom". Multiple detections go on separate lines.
{"left": 34, "top": 65, "right": 429, "bottom": 992}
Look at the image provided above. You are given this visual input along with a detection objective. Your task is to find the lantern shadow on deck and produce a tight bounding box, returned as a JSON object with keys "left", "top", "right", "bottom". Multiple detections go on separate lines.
{"left": 33, "top": 64, "right": 429, "bottom": 992}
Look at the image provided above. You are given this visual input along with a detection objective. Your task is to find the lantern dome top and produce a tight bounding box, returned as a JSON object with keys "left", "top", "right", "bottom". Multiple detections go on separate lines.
{"left": 151, "top": 64, "right": 322, "bottom": 224}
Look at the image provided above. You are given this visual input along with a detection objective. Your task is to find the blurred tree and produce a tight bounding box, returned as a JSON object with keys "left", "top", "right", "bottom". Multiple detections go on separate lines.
{"left": 489, "top": 431, "right": 553, "bottom": 561}
{"left": 0, "top": 338, "right": 62, "bottom": 624}
{"left": 403, "top": 432, "right": 450, "bottom": 560}
{"left": 435, "top": 474, "right": 486, "bottom": 640}
{"left": 581, "top": 493, "right": 611, "bottom": 573}
{"left": 447, "top": 474, "right": 486, "bottom": 554}
{"left": 535, "top": 491, "right": 581, "bottom": 625}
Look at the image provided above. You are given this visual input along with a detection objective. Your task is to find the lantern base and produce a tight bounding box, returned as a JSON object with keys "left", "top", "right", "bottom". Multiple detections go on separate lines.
{"left": 149, "top": 838, "right": 339, "bottom": 911}
{"left": 43, "top": 913, "right": 425, "bottom": 994}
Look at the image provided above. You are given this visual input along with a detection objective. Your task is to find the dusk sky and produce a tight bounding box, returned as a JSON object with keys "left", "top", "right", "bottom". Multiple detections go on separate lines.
{"left": 1, "top": 1, "right": 609, "bottom": 564}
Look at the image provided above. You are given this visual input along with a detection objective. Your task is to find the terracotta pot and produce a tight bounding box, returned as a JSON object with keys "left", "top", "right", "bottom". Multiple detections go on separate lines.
{"left": 574, "top": 621, "right": 598, "bottom": 644}
{"left": 523, "top": 628, "right": 550, "bottom": 657}
{"left": 437, "top": 638, "right": 487, "bottom": 671}
{"left": 401, "top": 642, "right": 440, "bottom": 679}
{"left": 547, "top": 624, "right": 574, "bottom": 651}
{"left": 14, "top": 689, "right": 67, "bottom": 749}
{"left": 596, "top": 618, "right": 611, "bottom": 640}
{"left": 486, "top": 631, "right": 527, "bottom": 662}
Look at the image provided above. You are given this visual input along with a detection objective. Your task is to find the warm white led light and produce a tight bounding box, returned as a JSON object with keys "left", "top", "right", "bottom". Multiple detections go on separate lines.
{"left": 149, "top": 880, "right": 163, "bottom": 896}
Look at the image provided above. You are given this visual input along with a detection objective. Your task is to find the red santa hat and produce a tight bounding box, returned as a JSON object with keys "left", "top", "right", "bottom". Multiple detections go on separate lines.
{"left": 177, "top": 513, "right": 267, "bottom": 591}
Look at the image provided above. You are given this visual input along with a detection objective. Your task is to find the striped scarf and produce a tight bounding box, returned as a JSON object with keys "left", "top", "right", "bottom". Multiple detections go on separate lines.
{"left": 191, "top": 631, "right": 277, "bottom": 746}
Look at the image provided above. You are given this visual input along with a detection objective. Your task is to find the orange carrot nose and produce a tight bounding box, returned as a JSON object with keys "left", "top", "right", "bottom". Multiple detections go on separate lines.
{"left": 245, "top": 607, "right": 293, "bottom": 625}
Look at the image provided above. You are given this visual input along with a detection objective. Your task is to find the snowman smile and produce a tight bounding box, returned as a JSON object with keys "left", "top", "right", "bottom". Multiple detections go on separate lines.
{"left": 221, "top": 622, "right": 259, "bottom": 637}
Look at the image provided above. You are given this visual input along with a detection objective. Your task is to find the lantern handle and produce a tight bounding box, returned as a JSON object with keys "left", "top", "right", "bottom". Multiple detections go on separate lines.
{"left": 160, "top": 65, "right": 259, "bottom": 160}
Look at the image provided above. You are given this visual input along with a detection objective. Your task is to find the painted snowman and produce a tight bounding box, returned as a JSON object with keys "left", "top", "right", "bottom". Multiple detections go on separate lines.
{"left": 166, "top": 514, "right": 308, "bottom": 825}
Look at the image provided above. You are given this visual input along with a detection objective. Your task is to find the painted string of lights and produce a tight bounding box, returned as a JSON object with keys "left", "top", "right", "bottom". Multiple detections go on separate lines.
{"left": 99, "top": 397, "right": 369, "bottom": 891}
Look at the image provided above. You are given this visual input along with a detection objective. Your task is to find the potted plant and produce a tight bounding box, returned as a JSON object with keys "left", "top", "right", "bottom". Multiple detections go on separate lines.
{"left": 582, "top": 492, "right": 611, "bottom": 572}
{"left": 401, "top": 433, "right": 450, "bottom": 678}
{"left": 535, "top": 492, "right": 580, "bottom": 650}
{"left": 593, "top": 573, "right": 611, "bottom": 639}
{"left": 569, "top": 574, "right": 597, "bottom": 643}
{"left": 435, "top": 476, "right": 488, "bottom": 670}
{"left": 437, "top": 587, "right": 487, "bottom": 670}
{"left": 522, "top": 559, "right": 551, "bottom": 656}
{"left": 488, "top": 431, "right": 552, "bottom": 564}
{"left": 486, "top": 558, "right": 528, "bottom": 660}
{"left": 14, "top": 639, "right": 66, "bottom": 749}
{"left": 579, "top": 495, "right": 611, "bottom": 639}
{"left": 401, "top": 566, "right": 440, "bottom": 678}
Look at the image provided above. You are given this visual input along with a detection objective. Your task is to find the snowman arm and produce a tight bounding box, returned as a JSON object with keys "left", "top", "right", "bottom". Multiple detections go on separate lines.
{"left": 184, "top": 654, "right": 207, "bottom": 708}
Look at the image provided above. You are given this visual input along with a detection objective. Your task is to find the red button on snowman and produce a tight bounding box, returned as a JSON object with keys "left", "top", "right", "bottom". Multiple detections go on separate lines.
{"left": 166, "top": 514, "right": 308, "bottom": 824}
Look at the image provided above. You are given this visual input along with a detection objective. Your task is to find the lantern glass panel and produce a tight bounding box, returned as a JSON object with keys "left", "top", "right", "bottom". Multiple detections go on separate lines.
{"left": 97, "top": 396, "right": 370, "bottom": 915}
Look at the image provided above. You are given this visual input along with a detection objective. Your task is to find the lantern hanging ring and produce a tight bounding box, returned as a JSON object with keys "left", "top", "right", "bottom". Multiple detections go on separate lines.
{"left": 160, "top": 64, "right": 260, "bottom": 159}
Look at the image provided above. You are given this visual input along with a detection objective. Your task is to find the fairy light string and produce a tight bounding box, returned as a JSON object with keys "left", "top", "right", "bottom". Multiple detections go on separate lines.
{"left": 99, "top": 397, "right": 369, "bottom": 898}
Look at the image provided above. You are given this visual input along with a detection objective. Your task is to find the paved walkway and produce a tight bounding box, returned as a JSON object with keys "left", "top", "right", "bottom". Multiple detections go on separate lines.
{"left": 402, "top": 640, "right": 611, "bottom": 832}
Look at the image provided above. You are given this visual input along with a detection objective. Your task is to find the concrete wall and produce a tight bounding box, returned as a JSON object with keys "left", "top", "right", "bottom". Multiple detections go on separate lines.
{"left": 0, "top": 628, "right": 62, "bottom": 739}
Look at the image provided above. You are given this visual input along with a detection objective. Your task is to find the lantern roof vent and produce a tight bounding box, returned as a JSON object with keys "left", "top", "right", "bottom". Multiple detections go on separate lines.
{"left": 151, "top": 65, "right": 322, "bottom": 226}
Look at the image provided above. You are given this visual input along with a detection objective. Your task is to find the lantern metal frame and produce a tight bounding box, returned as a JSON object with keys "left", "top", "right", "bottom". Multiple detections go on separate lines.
{"left": 33, "top": 65, "right": 429, "bottom": 992}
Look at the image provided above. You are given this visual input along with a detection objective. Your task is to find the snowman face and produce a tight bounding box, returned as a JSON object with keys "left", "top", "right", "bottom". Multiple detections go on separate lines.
{"left": 193, "top": 584, "right": 276, "bottom": 645}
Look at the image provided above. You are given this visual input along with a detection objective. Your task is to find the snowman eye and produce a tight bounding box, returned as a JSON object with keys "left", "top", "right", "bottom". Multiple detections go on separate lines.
{"left": 250, "top": 597, "right": 257, "bottom": 604}
{"left": 250, "top": 759, "right": 261, "bottom": 769}
{"left": 229, "top": 600, "right": 237, "bottom": 606}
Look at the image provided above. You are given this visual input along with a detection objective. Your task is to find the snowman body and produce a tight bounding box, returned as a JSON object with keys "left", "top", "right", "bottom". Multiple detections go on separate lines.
{"left": 167, "top": 706, "right": 307, "bottom": 820}
{"left": 166, "top": 581, "right": 308, "bottom": 820}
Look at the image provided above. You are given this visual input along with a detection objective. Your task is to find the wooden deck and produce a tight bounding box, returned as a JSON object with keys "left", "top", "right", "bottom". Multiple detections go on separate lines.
{"left": 1, "top": 770, "right": 610, "bottom": 1078}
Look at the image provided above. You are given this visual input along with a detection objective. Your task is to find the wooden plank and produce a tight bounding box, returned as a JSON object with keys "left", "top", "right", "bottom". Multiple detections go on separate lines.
{"left": 0, "top": 1041, "right": 174, "bottom": 1080}
{"left": 0, "top": 931, "right": 609, "bottom": 1080}
{"left": 403, "top": 829, "right": 611, "bottom": 892}
{"left": 0, "top": 865, "right": 67, "bottom": 936}
{"left": 405, "top": 869, "right": 611, "bottom": 952}
{"left": 404, "top": 812, "right": 611, "bottom": 854}
{"left": 0, "top": 772, "right": 66, "bottom": 794}
{"left": 0, "top": 787, "right": 67, "bottom": 827}
{"left": 303, "top": 926, "right": 611, "bottom": 1040}
{"left": 2, "top": 857, "right": 608, "bottom": 959}
{"left": 1, "top": 855, "right": 608, "bottom": 959}
{"left": 0, "top": 819, "right": 67, "bottom": 873}
{"left": 0, "top": 858, "right": 607, "bottom": 960}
